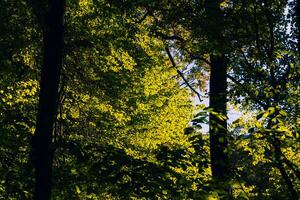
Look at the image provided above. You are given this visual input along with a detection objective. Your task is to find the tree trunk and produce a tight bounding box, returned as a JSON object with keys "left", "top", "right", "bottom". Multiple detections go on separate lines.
{"left": 204, "top": 0, "right": 230, "bottom": 181}
{"left": 31, "top": 0, "right": 65, "bottom": 199}
{"left": 209, "top": 54, "right": 229, "bottom": 181}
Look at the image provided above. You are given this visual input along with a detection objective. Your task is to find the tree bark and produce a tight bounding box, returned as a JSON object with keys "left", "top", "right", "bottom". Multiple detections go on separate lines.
{"left": 204, "top": 0, "right": 230, "bottom": 181}
{"left": 31, "top": 0, "right": 65, "bottom": 199}
{"left": 209, "top": 54, "right": 229, "bottom": 181}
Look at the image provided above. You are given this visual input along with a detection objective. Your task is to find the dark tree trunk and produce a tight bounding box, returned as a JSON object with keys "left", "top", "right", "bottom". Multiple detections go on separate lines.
{"left": 209, "top": 54, "right": 229, "bottom": 181}
{"left": 31, "top": 0, "right": 65, "bottom": 199}
{"left": 204, "top": 0, "right": 230, "bottom": 181}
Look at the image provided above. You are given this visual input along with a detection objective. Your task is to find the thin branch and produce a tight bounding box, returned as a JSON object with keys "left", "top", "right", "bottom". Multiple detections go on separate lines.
{"left": 240, "top": 49, "right": 254, "bottom": 69}
{"left": 184, "top": 48, "right": 211, "bottom": 65}
{"left": 165, "top": 46, "right": 202, "bottom": 102}
{"left": 156, "top": 31, "right": 211, "bottom": 65}
{"left": 155, "top": 31, "right": 185, "bottom": 43}
{"left": 227, "top": 74, "right": 268, "bottom": 109}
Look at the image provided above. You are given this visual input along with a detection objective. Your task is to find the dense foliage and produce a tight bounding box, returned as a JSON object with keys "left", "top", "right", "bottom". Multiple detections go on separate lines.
{"left": 0, "top": 0, "right": 299, "bottom": 199}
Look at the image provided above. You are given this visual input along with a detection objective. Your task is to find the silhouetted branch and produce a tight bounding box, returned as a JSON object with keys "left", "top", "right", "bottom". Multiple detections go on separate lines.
{"left": 227, "top": 74, "right": 268, "bottom": 109}
{"left": 165, "top": 46, "right": 202, "bottom": 102}
{"left": 156, "top": 31, "right": 185, "bottom": 43}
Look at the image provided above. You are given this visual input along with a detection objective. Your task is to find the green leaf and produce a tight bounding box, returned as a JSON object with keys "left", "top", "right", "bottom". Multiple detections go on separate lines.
{"left": 75, "top": 186, "right": 81, "bottom": 194}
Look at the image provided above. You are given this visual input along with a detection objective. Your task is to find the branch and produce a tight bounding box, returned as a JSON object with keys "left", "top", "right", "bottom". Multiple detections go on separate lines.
{"left": 227, "top": 74, "right": 268, "bottom": 109}
{"left": 239, "top": 48, "right": 267, "bottom": 81}
{"left": 184, "top": 48, "right": 211, "bottom": 65}
{"left": 155, "top": 31, "right": 185, "bottom": 43}
{"left": 165, "top": 46, "right": 202, "bottom": 102}
{"left": 156, "top": 31, "right": 210, "bottom": 65}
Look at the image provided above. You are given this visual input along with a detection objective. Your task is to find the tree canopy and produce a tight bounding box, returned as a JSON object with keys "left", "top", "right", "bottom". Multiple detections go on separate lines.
{"left": 0, "top": 0, "right": 299, "bottom": 199}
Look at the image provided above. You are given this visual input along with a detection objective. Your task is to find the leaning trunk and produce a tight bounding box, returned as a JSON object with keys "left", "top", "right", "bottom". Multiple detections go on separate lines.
{"left": 31, "top": 0, "right": 65, "bottom": 199}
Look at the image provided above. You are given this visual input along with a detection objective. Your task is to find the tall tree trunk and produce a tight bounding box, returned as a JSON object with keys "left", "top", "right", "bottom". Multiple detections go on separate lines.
{"left": 31, "top": 0, "right": 65, "bottom": 199}
{"left": 209, "top": 55, "right": 229, "bottom": 181}
{"left": 204, "top": 0, "right": 230, "bottom": 181}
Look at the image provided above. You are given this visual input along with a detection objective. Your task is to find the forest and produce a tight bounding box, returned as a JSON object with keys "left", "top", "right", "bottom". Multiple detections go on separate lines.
{"left": 0, "top": 0, "right": 299, "bottom": 199}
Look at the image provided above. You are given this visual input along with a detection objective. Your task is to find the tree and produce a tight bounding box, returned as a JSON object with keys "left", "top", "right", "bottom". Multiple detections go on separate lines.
{"left": 30, "top": 0, "right": 66, "bottom": 199}
{"left": 204, "top": 0, "right": 230, "bottom": 182}
{"left": 228, "top": 0, "right": 299, "bottom": 198}
{"left": 0, "top": 0, "right": 299, "bottom": 199}
{"left": 121, "top": 0, "right": 231, "bottom": 184}
{"left": 0, "top": 0, "right": 39, "bottom": 198}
